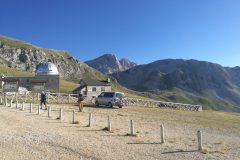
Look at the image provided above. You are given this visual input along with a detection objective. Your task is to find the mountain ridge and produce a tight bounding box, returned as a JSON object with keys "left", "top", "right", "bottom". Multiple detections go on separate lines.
{"left": 1, "top": 34, "right": 239, "bottom": 112}
{"left": 111, "top": 59, "right": 240, "bottom": 112}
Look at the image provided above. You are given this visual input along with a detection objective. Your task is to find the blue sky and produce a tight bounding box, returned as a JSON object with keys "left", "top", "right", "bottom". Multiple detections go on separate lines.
{"left": 0, "top": 0, "right": 239, "bottom": 66}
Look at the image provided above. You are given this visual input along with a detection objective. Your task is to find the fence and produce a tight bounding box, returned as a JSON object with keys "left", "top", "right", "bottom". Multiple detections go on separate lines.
{"left": 0, "top": 92, "right": 202, "bottom": 111}
{"left": 123, "top": 98, "right": 202, "bottom": 111}
{"left": 0, "top": 92, "right": 95, "bottom": 104}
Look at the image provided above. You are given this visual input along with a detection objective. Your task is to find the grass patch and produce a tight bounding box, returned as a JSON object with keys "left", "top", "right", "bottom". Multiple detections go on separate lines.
{"left": 214, "top": 140, "right": 224, "bottom": 145}
{"left": 128, "top": 106, "right": 240, "bottom": 133}
{"left": 201, "top": 147, "right": 226, "bottom": 154}
{"left": 60, "top": 80, "right": 79, "bottom": 93}
{"left": 0, "top": 64, "right": 34, "bottom": 76}
{"left": 168, "top": 138, "right": 176, "bottom": 144}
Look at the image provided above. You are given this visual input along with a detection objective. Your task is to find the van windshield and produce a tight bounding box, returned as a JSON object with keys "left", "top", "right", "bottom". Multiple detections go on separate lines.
{"left": 116, "top": 93, "right": 123, "bottom": 98}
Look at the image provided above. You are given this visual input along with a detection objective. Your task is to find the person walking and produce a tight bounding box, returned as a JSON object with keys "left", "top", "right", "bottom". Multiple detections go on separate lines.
{"left": 40, "top": 91, "right": 47, "bottom": 110}
{"left": 78, "top": 93, "right": 84, "bottom": 112}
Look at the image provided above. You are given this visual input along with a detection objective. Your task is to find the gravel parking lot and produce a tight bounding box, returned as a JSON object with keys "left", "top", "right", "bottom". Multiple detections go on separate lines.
{"left": 0, "top": 104, "right": 239, "bottom": 160}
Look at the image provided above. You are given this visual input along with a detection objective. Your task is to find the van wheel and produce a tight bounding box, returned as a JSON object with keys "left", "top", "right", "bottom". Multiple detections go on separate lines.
{"left": 108, "top": 102, "right": 113, "bottom": 108}
{"left": 119, "top": 105, "right": 123, "bottom": 108}
{"left": 95, "top": 101, "right": 99, "bottom": 107}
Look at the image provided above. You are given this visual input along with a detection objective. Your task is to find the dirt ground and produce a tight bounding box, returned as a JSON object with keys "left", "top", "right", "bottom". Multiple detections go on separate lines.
{"left": 0, "top": 103, "right": 239, "bottom": 160}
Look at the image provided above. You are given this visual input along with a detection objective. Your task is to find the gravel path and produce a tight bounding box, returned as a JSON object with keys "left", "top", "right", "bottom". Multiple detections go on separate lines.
{"left": 0, "top": 104, "right": 239, "bottom": 160}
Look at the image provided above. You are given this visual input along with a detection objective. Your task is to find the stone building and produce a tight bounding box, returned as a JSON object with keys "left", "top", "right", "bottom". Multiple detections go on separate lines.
{"left": 72, "top": 78, "right": 111, "bottom": 98}
{"left": 0, "top": 62, "right": 60, "bottom": 93}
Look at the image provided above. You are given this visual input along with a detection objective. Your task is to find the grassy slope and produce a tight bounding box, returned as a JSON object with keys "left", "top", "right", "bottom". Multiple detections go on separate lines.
{"left": 130, "top": 106, "right": 240, "bottom": 133}
{"left": 0, "top": 35, "right": 71, "bottom": 59}
{"left": 150, "top": 87, "right": 236, "bottom": 111}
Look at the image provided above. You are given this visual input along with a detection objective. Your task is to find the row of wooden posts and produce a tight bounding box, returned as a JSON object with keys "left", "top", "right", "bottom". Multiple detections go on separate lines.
{"left": 1, "top": 98, "right": 203, "bottom": 152}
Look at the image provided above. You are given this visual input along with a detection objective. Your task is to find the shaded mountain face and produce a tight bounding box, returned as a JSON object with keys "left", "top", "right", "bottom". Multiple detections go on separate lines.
{"left": 85, "top": 54, "right": 136, "bottom": 74}
{"left": 111, "top": 59, "right": 240, "bottom": 106}
{"left": 0, "top": 35, "right": 106, "bottom": 81}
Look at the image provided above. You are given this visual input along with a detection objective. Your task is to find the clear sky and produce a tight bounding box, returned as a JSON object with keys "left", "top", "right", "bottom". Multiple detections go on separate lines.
{"left": 0, "top": 0, "right": 239, "bottom": 67}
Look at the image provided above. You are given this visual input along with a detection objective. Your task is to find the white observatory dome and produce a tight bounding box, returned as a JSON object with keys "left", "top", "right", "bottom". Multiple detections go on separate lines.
{"left": 36, "top": 62, "right": 59, "bottom": 75}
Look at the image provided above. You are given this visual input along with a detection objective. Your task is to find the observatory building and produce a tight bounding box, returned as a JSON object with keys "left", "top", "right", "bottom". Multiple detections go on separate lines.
{"left": 0, "top": 62, "right": 60, "bottom": 93}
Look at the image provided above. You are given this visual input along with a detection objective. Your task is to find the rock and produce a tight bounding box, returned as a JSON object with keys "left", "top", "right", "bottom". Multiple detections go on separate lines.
{"left": 0, "top": 41, "right": 4, "bottom": 48}
{"left": 19, "top": 53, "right": 28, "bottom": 63}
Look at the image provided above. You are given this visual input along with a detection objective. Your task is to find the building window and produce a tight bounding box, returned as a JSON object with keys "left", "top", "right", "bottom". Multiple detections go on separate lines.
{"left": 92, "top": 87, "right": 96, "bottom": 92}
{"left": 101, "top": 87, "right": 105, "bottom": 92}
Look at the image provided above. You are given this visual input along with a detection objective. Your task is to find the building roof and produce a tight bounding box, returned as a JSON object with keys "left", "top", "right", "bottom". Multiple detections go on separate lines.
{"left": 36, "top": 62, "right": 59, "bottom": 75}
{"left": 81, "top": 78, "right": 110, "bottom": 86}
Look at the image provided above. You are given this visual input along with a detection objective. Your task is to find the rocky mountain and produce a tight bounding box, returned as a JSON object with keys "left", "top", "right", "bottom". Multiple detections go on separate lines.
{"left": 85, "top": 54, "right": 136, "bottom": 74}
{"left": 111, "top": 59, "right": 240, "bottom": 111}
{"left": 0, "top": 35, "right": 106, "bottom": 81}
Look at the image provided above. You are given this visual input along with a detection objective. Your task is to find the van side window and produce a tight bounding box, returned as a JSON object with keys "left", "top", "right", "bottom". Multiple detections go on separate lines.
{"left": 104, "top": 93, "right": 114, "bottom": 97}
{"left": 99, "top": 93, "right": 104, "bottom": 97}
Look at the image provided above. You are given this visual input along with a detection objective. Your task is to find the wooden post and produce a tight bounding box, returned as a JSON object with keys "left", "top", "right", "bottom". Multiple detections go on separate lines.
{"left": 88, "top": 113, "right": 92, "bottom": 127}
{"left": 10, "top": 100, "right": 13, "bottom": 108}
{"left": 197, "top": 131, "right": 203, "bottom": 151}
{"left": 108, "top": 116, "right": 112, "bottom": 132}
{"left": 4, "top": 97, "right": 7, "bottom": 107}
{"left": 3, "top": 93, "right": 6, "bottom": 107}
{"left": 46, "top": 92, "right": 49, "bottom": 103}
{"left": 72, "top": 110, "right": 75, "bottom": 124}
{"left": 37, "top": 93, "right": 39, "bottom": 102}
{"left": 57, "top": 93, "right": 59, "bottom": 104}
{"left": 48, "top": 106, "right": 52, "bottom": 118}
{"left": 21, "top": 102, "right": 24, "bottom": 111}
{"left": 160, "top": 124, "right": 165, "bottom": 143}
{"left": 68, "top": 94, "right": 70, "bottom": 104}
{"left": 15, "top": 93, "right": 17, "bottom": 103}
{"left": 37, "top": 104, "right": 40, "bottom": 115}
{"left": 130, "top": 120, "right": 135, "bottom": 136}
{"left": 25, "top": 92, "right": 27, "bottom": 102}
{"left": 60, "top": 108, "right": 63, "bottom": 120}
{"left": 16, "top": 101, "right": 18, "bottom": 109}
{"left": 33, "top": 93, "right": 35, "bottom": 104}
{"left": 30, "top": 103, "right": 32, "bottom": 113}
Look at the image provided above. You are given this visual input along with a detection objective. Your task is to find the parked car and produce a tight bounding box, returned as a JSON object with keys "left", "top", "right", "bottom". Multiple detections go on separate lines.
{"left": 95, "top": 92, "right": 125, "bottom": 108}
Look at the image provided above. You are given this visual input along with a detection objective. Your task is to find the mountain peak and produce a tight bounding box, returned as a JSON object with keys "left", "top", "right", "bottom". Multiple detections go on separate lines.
{"left": 85, "top": 54, "right": 136, "bottom": 74}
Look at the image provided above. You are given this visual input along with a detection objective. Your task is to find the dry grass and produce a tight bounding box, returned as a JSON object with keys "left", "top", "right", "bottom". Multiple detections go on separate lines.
{"left": 128, "top": 106, "right": 240, "bottom": 133}
{"left": 0, "top": 64, "right": 34, "bottom": 76}
{"left": 59, "top": 80, "right": 79, "bottom": 93}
